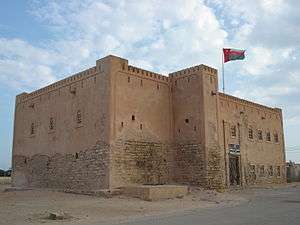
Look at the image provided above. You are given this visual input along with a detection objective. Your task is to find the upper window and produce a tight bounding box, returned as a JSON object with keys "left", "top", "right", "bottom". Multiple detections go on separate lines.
{"left": 248, "top": 127, "right": 253, "bottom": 139}
{"left": 30, "top": 122, "right": 35, "bottom": 135}
{"left": 258, "top": 130, "right": 263, "bottom": 140}
{"left": 76, "top": 110, "right": 82, "bottom": 124}
{"left": 230, "top": 125, "right": 237, "bottom": 138}
{"left": 49, "top": 117, "right": 55, "bottom": 130}
{"left": 274, "top": 133, "right": 279, "bottom": 143}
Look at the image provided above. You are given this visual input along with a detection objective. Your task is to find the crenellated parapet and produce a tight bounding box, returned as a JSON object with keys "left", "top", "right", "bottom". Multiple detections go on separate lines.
{"left": 122, "top": 64, "right": 169, "bottom": 84}
{"left": 169, "top": 64, "right": 217, "bottom": 78}
{"left": 17, "top": 66, "right": 99, "bottom": 103}
{"left": 218, "top": 92, "right": 281, "bottom": 114}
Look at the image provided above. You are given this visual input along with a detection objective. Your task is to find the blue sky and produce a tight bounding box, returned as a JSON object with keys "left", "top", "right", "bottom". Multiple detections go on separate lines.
{"left": 1, "top": 0, "right": 300, "bottom": 169}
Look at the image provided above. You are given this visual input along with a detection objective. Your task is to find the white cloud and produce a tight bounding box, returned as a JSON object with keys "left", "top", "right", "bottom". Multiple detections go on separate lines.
{"left": 260, "top": 0, "right": 284, "bottom": 14}
{"left": 241, "top": 47, "right": 295, "bottom": 76}
{"left": 287, "top": 115, "right": 300, "bottom": 126}
{"left": 1, "top": 1, "right": 298, "bottom": 101}
{"left": 27, "top": 0, "right": 227, "bottom": 73}
{"left": 0, "top": 38, "right": 57, "bottom": 90}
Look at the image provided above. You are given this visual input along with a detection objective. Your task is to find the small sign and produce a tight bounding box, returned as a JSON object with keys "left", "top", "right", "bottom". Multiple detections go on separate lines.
{"left": 229, "top": 144, "right": 240, "bottom": 155}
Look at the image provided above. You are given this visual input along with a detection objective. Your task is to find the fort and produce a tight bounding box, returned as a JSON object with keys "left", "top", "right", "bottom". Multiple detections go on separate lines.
{"left": 12, "top": 55, "right": 286, "bottom": 191}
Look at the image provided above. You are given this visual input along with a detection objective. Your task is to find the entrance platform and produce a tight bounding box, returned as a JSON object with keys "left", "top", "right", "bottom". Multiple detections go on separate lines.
{"left": 121, "top": 185, "right": 188, "bottom": 201}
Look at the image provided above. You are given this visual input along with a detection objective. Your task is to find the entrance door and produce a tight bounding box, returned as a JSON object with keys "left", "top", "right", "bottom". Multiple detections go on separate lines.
{"left": 229, "top": 155, "right": 240, "bottom": 186}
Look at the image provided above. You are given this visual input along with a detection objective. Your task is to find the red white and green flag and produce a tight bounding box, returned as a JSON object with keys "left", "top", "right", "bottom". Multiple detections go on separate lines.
{"left": 223, "top": 48, "right": 245, "bottom": 63}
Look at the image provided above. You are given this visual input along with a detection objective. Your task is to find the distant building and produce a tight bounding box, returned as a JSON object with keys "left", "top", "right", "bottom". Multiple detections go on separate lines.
{"left": 12, "top": 55, "right": 286, "bottom": 190}
{"left": 286, "top": 161, "right": 300, "bottom": 182}
{"left": 0, "top": 169, "right": 11, "bottom": 177}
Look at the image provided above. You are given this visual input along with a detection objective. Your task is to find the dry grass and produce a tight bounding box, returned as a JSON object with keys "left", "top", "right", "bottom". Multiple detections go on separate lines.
{"left": 0, "top": 177, "right": 11, "bottom": 185}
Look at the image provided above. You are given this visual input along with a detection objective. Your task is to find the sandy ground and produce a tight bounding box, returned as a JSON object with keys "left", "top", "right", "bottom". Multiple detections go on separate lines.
{"left": 4, "top": 179, "right": 298, "bottom": 225}
{"left": 112, "top": 183, "right": 300, "bottom": 225}
{"left": 0, "top": 179, "right": 249, "bottom": 225}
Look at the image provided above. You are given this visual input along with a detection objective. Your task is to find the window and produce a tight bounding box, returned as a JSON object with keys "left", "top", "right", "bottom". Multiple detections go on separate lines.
{"left": 30, "top": 122, "right": 35, "bottom": 135}
{"left": 194, "top": 126, "right": 197, "bottom": 131}
{"left": 49, "top": 117, "right": 55, "bottom": 130}
{"left": 132, "top": 115, "right": 135, "bottom": 121}
{"left": 268, "top": 166, "right": 273, "bottom": 176}
{"left": 248, "top": 127, "right": 253, "bottom": 139}
{"left": 140, "top": 124, "right": 143, "bottom": 130}
{"left": 70, "top": 86, "right": 76, "bottom": 95}
{"left": 266, "top": 131, "right": 271, "bottom": 141}
{"left": 250, "top": 164, "right": 255, "bottom": 172}
{"left": 175, "top": 80, "right": 177, "bottom": 86}
{"left": 249, "top": 165, "right": 256, "bottom": 179}
{"left": 127, "top": 76, "right": 130, "bottom": 83}
{"left": 185, "top": 119, "right": 189, "bottom": 123}
{"left": 187, "top": 77, "right": 190, "bottom": 82}
{"left": 157, "top": 84, "right": 159, "bottom": 90}
{"left": 259, "top": 165, "right": 265, "bottom": 177}
{"left": 140, "top": 79, "right": 143, "bottom": 86}
{"left": 274, "top": 133, "right": 279, "bottom": 143}
{"left": 277, "top": 166, "right": 281, "bottom": 177}
{"left": 258, "top": 130, "right": 263, "bottom": 140}
{"left": 230, "top": 125, "right": 237, "bottom": 138}
{"left": 121, "top": 122, "right": 124, "bottom": 127}
{"left": 76, "top": 110, "right": 82, "bottom": 124}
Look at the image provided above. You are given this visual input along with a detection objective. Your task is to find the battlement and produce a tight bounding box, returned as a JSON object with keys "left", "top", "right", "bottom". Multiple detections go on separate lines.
{"left": 122, "top": 64, "right": 169, "bottom": 83}
{"left": 17, "top": 66, "right": 99, "bottom": 103}
{"left": 169, "top": 64, "right": 217, "bottom": 78}
{"left": 219, "top": 92, "right": 281, "bottom": 113}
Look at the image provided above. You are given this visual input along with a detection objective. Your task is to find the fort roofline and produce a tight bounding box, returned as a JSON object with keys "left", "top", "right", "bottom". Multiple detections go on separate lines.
{"left": 219, "top": 92, "right": 282, "bottom": 113}
{"left": 169, "top": 64, "right": 217, "bottom": 77}
{"left": 16, "top": 66, "right": 99, "bottom": 103}
{"left": 15, "top": 54, "right": 282, "bottom": 115}
{"left": 98, "top": 55, "right": 169, "bottom": 83}
{"left": 123, "top": 64, "right": 169, "bottom": 83}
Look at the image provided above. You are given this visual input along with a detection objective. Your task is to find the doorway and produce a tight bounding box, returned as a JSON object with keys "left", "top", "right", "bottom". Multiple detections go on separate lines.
{"left": 229, "top": 155, "right": 240, "bottom": 186}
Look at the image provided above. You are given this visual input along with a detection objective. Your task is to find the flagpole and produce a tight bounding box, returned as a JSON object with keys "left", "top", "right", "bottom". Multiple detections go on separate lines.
{"left": 222, "top": 50, "right": 225, "bottom": 93}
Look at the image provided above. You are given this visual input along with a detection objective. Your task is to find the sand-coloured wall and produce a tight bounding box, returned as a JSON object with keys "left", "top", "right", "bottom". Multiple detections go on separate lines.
{"left": 12, "top": 56, "right": 112, "bottom": 189}
{"left": 218, "top": 93, "right": 286, "bottom": 185}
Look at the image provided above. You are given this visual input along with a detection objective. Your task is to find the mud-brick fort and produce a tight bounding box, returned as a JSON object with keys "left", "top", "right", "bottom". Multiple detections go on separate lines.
{"left": 12, "top": 55, "right": 286, "bottom": 190}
